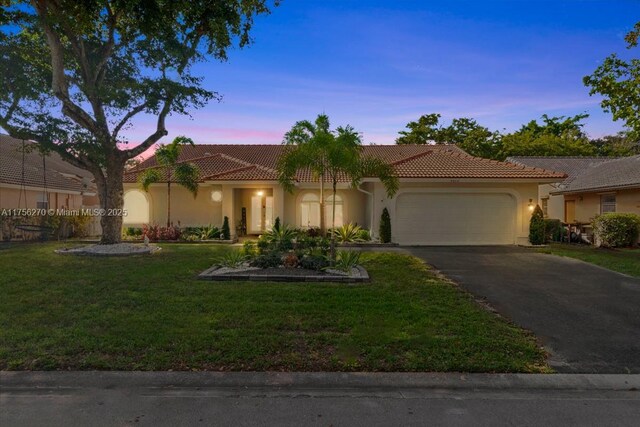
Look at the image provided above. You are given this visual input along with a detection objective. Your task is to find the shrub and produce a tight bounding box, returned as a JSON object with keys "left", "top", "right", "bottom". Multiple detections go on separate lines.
{"left": 529, "top": 205, "right": 545, "bottom": 245}
{"left": 222, "top": 216, "right": 231, "bottom": 240}
{"left": 379, "top": 207, "right": 391, "bottom": 243}
{"left": 543, "top": 219, "right": 564, "bottom": 243}
{"left": 299, "top": 254, "right": 329, "bottom": 271}
{"left": 282, "top": 252, "right": 299, "bottom": 268}
{"left": 333, "top": 250, "right": 361, "bottom": 272}
{"left": 261, "top": 223, "right": 297, "bottom": 251}
{"left": 304, "top": 227, "right": 321, "bottom": 237}
{"left": 593, "top": 213, "right": 640, "bottom": 248}
{"left": 216, "top": 250, "right": 247, "bottom": 268}
{"left": 356, "top": 228, "right": 371, "bottom": 241}
{"left": 199, "top": 224, "right": 221, "bottom": 240}
{"left": 250, "top": 252, "right": 282, "bottom": 268}
{"left": 274, "top": 216, "right": 281, "bottom": 231}
{"left": 333, "top": 223, "right": 364, "bottom": 243}
{"left": 143, "top": 224, "right": 181, "bottom": 241}
{"left": 242, "top": 240, "right": 258, "bottom": 259}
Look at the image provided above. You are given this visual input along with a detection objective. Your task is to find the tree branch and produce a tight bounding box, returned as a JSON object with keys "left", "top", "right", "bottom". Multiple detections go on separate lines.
{"left": 123, "top": 98, "right": 172, "bottom": 159}
{"left": 32, "top": 0, "right": 100, "bottom": 135}
{"left": 112, "top": 101, "right": 150, "bottom": 139}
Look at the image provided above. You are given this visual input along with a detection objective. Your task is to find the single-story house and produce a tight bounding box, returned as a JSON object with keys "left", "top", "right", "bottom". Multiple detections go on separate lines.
{"left": 0, "top": 134, "right": 99, "bottom": 212}
{"left": 0, "top": 134, "right": 102, "bottom": 236}
{"left": 508, "top": 156, "right": 640, "bottom": 224}
{"left": 123, "top": 144, "right": 565, "bottom": 245}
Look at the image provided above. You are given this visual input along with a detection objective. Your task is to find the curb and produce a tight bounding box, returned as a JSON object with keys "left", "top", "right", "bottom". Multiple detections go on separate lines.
{"left": 2, "top": 372, "right": 640, "bottom": 391}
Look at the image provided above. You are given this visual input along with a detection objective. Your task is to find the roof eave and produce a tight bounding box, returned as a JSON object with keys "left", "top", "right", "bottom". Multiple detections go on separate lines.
{"left": 552, "top": 183, "right": 640, "bottom": 195}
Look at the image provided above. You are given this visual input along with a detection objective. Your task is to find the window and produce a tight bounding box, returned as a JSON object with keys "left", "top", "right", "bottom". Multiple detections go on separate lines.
{"left": 541, "top": 198, "right": 549, "bottom": 218}
{"left": 325, "top": 194, "right": 344, "bottom": 228}
{"left": 36, "top": 193, "right": 49, "bottom": 210}
{"left": 300, "top": 193, "right": 320, "bottom": 228}
{"left": 600, "top": 194, "right": 616, "bottom": 213}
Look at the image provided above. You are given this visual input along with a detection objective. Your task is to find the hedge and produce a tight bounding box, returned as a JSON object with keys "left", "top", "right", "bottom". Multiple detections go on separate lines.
{"left": 593, "top": 213, "right": 640, "bottom": 248}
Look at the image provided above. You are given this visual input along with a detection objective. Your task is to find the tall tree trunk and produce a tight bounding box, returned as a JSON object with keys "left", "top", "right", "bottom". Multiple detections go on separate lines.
{"left": 319, "top": 174, "right": 325, "bottom": 235}
{"left": 330, "top": 181, "right": 337, "bottom": 262}
{"left": 97, "top": 160, "right": 125, "bottom": 244}
{"left": 167, "top": 181, "right": 171, "bottom": 227}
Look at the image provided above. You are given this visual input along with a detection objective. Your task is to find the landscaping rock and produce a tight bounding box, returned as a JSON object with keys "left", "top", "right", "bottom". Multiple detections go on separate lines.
{"left": 55, "top": 243, "right": 161, "bottom": 256}
{"left": 199, "top": 265, "right": 369, "bottom": 283}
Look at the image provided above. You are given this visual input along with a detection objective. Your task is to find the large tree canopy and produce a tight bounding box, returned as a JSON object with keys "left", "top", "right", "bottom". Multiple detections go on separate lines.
{"left": 0, "top": 0, "right": 276, "bottom": 243}
{"left": 394, "top": 113, "right": 623, "bottom": 160}
{"left": 395, "top": 113, "right": 502, "bottom": 159}
{"left": 500, "top": 114, "right": 596, "bottom": 159}
{"left": 584, "top": 21, "right": 640, "bottom": 140}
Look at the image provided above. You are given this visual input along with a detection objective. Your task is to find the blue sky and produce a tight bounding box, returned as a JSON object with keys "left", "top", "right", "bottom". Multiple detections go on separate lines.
{"left": 127, "top": 0, "right": 640, "bottom": 146}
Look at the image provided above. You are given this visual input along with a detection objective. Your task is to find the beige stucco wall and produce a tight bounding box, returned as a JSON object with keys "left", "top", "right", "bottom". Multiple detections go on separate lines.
{"left": 0, "top": 185, "right": 84, "bottom": 210}
{"left": 123, "top": 183, "right": 224, "bottom": 227}
{"left": 538, "top": 184, "right": 565, "bottom": 220}
{"left": 564, "top": 189, "right": 640, "bottom": 224}
{"left": 370, "top": 180, "right": 540, "bottom": 245}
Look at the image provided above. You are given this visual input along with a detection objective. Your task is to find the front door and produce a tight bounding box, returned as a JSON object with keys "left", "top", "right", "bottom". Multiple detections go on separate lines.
{"left": 250, "top": 195, "right": 273, "bottom": 234}
{"left": 565, "top": 200, "right": 576, "bottom": 223}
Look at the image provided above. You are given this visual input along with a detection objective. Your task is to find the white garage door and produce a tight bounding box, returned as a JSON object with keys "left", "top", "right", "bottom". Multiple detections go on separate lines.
{"left": 395, "top": 192, "right": 516, "bottom": 245}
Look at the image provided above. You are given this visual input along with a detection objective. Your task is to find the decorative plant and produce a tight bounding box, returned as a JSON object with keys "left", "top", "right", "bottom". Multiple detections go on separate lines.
{"left": 142, "top": 224, "right": 181, "bottom": 241}
{"left": 333, "top": 223, "right": 364, "bottom": 243}
{"left": 216, "top": 250, "right": 247, "bottom": 268}
{"left": 379, "top": 208, "right": 391, "bottom": 243}
{"left": 222, "top": 216, "right": 231, "bottom": 240}
{"left": 262, "top": 223, "right": 298, "bottom": 251}
{"left": 529, "top": 205, "right": 545, "bottom": 245}
{"left": 282, "top": 252, "right": 299, "bottom": 268}
{"left": 250, "top": 252, "right": 282, "bottom": 268}
{"left": 274, "top": 216, "right": 281, "bottom": 232}
{"left": 356, "top": 228, "right": 371, "bottom": 242}
{"left": 333, "top": 250, "right": 361, "bottom": 272}
{"left": 242, "top": 240, "right": 258, "bottom": 259}
{"left": 199, "top": 224, "right": 221, "bottom": 240}
{"left": 543, "top": 219, "right": 564, "bottom": 243}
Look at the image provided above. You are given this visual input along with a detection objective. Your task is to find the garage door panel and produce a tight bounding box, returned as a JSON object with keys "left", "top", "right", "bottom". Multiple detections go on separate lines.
{"left": 395, "top": 193, "right": 515, "bottom": 245}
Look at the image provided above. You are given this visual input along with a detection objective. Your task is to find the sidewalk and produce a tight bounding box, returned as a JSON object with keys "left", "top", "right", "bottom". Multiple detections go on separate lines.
{"left": 2, "top": 372, "right": 640, "bottom": 426}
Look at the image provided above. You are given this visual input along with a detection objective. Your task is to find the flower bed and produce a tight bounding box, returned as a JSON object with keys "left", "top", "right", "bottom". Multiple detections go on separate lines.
{"left": 199, "top": 220, "right": 369, "bottom": 282}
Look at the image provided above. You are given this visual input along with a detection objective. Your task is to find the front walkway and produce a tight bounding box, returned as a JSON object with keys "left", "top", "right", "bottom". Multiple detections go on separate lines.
{"left": 405, "top": 246, "right": 640, "bottom": 373}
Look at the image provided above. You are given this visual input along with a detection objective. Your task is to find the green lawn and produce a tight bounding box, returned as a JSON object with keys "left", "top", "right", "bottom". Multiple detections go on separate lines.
{"left": 537, "top": 243, "right": 640, "bottom": 278}
{"left": 0, "top": 243, "right": 547, "bottom": 372}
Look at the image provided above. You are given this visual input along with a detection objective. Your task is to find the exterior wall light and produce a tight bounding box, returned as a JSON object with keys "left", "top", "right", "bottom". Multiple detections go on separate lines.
{"left": 256, "top": 190, "right": 264, "bottom": 197}
{"left": 528, "top": 199, "right": 534, "bottom": 211}
{"left": 210, "top": 190, "right": 223, "bottom": 202}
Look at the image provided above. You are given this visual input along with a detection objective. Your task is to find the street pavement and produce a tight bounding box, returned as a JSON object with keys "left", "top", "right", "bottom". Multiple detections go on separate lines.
{"left": 2, "top": 372, "right": 640, "bottom": 426}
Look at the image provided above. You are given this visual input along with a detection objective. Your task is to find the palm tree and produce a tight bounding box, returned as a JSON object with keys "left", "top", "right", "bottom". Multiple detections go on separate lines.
{"left": 138, "top": 136, "right": 199, "bottom": 227}
{"left": 278, "top": 114, "right": 332, "bottom": 234}
{"left": 278, "top": 115, "right": 399, "bottom": 260}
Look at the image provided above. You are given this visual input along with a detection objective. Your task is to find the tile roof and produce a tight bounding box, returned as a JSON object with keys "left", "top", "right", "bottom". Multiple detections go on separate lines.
{"left": 124, "top": 143, "right": 565, "bottom": 184}
{"left": 507, "top": 155, "right": 640, "bottom": 193}
{"left": 507, "top": 156, "right": 615, "bottom": 186}
{"left": 0, "top": 134, "right": 95, "bottom": 193}
{"left": 552, "top": 155, "right": 640, "bottom": 194}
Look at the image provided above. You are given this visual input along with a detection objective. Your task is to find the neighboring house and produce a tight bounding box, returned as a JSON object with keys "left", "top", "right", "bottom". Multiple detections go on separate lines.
{"left": 124, "top": 144, "right": 564, "bottom": 245}
{"left": 0, "top": 134, "right": 101, "bottom": 235}
{"left": 508, "top": 156, "right": 640, "bottom": 224}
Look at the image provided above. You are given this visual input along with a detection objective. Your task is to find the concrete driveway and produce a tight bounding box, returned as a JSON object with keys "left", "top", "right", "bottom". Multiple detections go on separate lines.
{"left": 405, "top": 246, "right": 640, "bottom": 374}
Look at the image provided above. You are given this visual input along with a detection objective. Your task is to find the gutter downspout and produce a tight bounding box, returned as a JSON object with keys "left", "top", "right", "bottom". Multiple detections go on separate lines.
{"left": 357, "top": 184, "right": 375, "bottom": 238}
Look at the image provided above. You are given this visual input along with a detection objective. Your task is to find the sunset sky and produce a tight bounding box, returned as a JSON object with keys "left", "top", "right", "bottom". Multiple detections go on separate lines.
{"left": 114, "top": 1, "right": 640, "bottom": 147}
